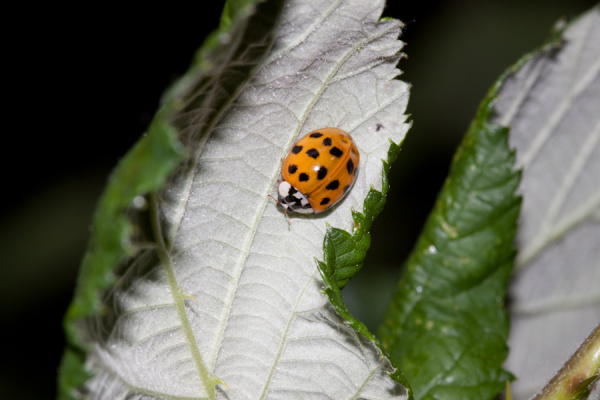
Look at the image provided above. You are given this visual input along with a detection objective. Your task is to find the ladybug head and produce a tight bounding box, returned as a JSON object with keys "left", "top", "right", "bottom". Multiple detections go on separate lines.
{"left": 277, "top": 181, "right": 314, "bottom": 214}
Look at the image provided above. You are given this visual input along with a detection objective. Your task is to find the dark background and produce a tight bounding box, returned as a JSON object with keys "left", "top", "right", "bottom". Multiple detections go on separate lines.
{"left": 0, "top": 1, "right": 595, "bottom": 398}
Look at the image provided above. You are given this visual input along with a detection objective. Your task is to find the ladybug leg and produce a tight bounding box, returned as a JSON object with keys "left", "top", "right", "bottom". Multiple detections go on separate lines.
{"left": 268, "top": 194, "right": 291, "bottom": 225}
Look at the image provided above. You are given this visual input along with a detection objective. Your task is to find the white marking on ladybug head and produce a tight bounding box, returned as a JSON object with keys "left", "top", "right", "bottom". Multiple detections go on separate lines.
{"left": 277, "top": 181, "right": 314, "bottom": 214}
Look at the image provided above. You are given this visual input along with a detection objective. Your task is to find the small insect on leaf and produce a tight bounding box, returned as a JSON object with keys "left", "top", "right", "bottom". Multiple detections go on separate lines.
{"left": 276, "top": 128, "right": 360, "bottom": 216}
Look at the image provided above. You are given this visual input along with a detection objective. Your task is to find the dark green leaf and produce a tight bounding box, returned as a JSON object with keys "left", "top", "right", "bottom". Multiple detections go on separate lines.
{"left": 378, "top": 86, "right": 522, "bottom": 399}
{"left": 317, "top": 139, "right": 414, "bottom": 397}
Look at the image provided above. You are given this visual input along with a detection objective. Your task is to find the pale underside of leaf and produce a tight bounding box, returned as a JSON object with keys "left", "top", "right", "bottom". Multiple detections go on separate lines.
{"left": 492, "top": 8, "right": 600, "bottom": 399}
{"left": 86, "top": 0, "right": 410, "bottom": 399}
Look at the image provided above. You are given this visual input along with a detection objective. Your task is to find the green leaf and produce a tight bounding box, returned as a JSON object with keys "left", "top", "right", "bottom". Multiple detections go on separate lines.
{"left": 317, "top": 139, "right": 413, "bottom": 396}
{"left": 378, "top": 78, "right": 522, "bottom": 398}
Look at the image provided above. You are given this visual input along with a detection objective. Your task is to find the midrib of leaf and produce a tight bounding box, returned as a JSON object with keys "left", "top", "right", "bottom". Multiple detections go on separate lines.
{"left": 151, "top": 194, "right": 223, "bottom": 398}
{"left": 264, "top": 0, "right": 343, "bottom": 64}
{"left": 207, "top": 15, "right": 405, "bottom": 375}
{"left": 516, "top": 123, "right": 600, "bottom": 268}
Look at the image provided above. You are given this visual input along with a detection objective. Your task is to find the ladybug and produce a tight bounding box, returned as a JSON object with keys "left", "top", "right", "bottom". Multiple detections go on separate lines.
{"left": 276, "top": 127, "right": 360, "bottom": 215}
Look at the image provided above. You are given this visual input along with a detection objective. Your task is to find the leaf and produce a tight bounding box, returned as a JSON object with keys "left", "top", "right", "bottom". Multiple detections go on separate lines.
{"left": 491, "top": 6, "right": 600, "bottom": 400}
{"left": 69, "top": 0, "right": 411, "bottom": 398}
{"left": 378, "top": 68, "right": 522, "bottom": 398}
{"left": 58, "top": 0, "right": 279, "bottom": 397}
{"left": 317, "top": 140, "right": 413, "bottom": 395}
{"left": 59, "top": 63, "right": 185, "bottom": 400}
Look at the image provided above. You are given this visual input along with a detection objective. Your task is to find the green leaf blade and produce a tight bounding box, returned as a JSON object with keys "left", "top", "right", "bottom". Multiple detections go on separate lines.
{"left": 317, "top": 141, "right": 414, "bottom": 396}
{"left": 379, "top": 92, "right": 521, "bottom": 399}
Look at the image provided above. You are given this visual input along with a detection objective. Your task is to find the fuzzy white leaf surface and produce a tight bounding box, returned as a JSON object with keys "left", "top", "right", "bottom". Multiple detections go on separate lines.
{"left": 85, "top": 0, "right": 410, "bottom": 399}
{"left": 493, "top": 7, "right": 600, "bottom": 400}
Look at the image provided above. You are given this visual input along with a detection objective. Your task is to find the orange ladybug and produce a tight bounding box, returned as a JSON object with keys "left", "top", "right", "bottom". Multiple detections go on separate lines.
{"left": 277, "top": 128, "right": 359, "bottom": 214}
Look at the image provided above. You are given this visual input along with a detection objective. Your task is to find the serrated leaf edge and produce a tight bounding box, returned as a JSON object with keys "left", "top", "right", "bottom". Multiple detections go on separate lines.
{"left": 317, "top": 136, "right": 414, "bottom": 398}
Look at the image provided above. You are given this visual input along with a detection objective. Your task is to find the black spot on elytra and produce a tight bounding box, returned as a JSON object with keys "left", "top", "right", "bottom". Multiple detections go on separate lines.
{"left": 310, "top": 132, "right": 323, "bottom": 138}
{"left": 320, "top": 197, "right": 330, "bottom": 205}
{"left": 292, "top": 145, "right": 303, "bottom": 154}
{"left": 322, "top": 137, "right": 332, "bottom": 146}
{"left": 317, "top": 166, "right": 328, "bottom": 180}
{"left": 299, "top": 173, "right": 309, "bottom": 182}
{"left": 288, "top": 164, "right": 297, "bottom": 174}
{"left": 346, "top": 159, "right": 354, "bottom": 175}
{"left": 326, "top": 180, "right": 339, "bottom": 190}
{"left": 306, "top": 148, "right": 320, "bottom": 159}
{"left": 343, "top": 185, "right": 350, "bottom": 193}
{"left": 330, "top": 147, "right": 343, "bottom": 157}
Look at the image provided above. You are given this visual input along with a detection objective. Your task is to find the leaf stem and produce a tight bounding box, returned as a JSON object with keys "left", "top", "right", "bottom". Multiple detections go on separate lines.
{"left": 533, "top": 324, "right": 600, "bottom": 400}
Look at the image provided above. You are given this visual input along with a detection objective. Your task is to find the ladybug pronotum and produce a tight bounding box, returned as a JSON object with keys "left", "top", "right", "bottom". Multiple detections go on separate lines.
{"left": 276, "top": 127, "right": 360, "bottom": 215}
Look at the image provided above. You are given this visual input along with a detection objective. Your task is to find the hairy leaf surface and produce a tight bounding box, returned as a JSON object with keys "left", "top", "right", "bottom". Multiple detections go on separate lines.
{"left": 493, "top": 7, "right": 600, "bottom": 399}
{"left": 82, "top": 0, "right": 410, "bottom": 398}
